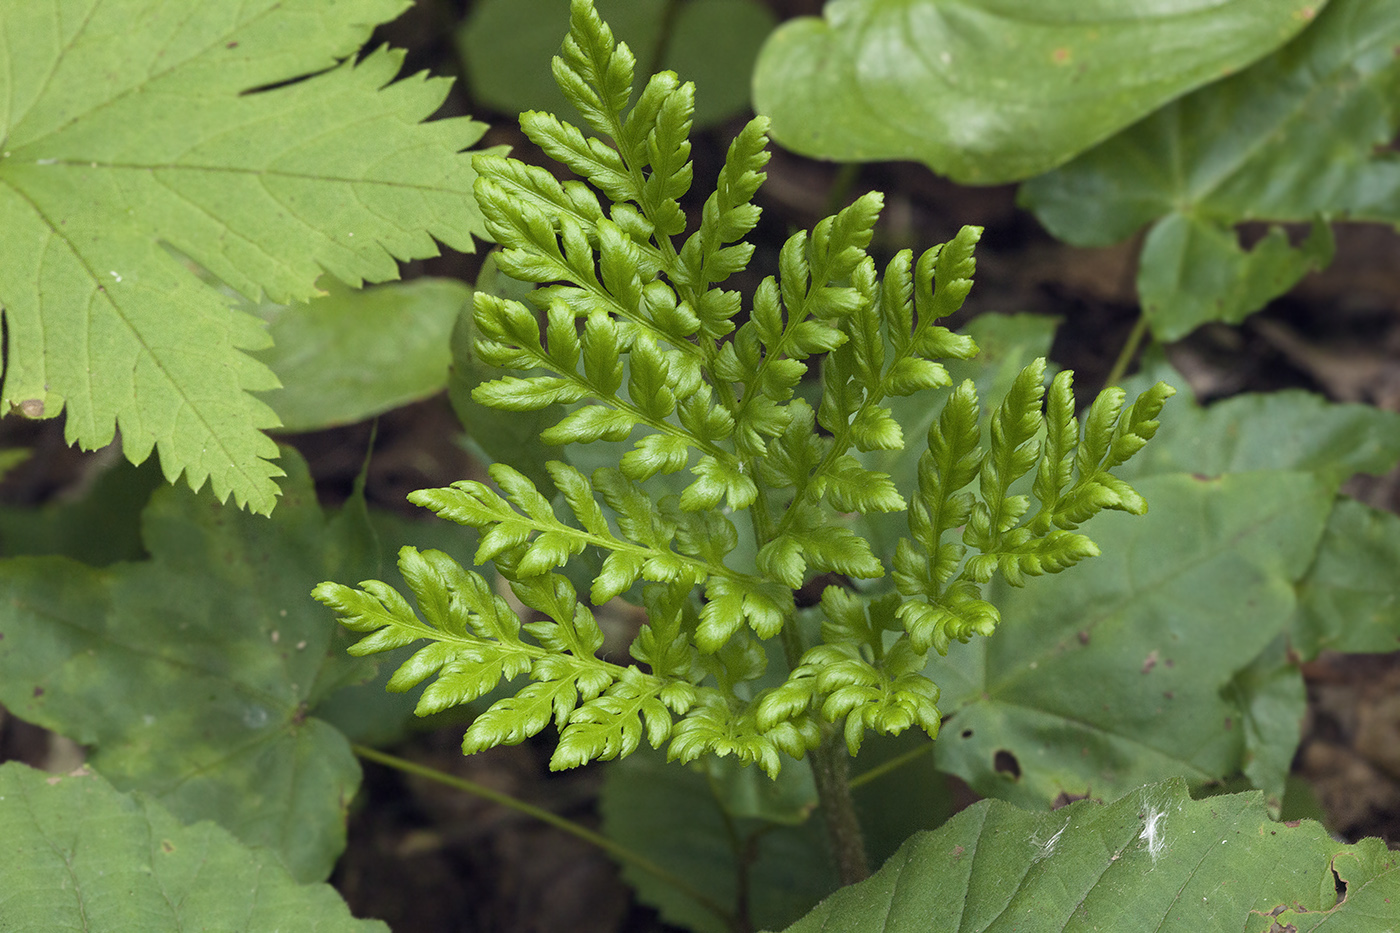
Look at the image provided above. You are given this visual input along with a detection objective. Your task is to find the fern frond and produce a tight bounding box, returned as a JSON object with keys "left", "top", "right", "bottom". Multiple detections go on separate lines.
{"left": 316, "top": 0, "right": 1175, "bottom": 778}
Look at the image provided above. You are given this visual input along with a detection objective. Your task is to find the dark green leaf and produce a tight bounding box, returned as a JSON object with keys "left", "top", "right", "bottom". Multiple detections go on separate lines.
{"left": 0, "top": 450, "right": 374, "bottom": 881}
{"left": 927, "top": 472, "right": 1333, "bottom": 808}
{"left": 1023, "top": 0, "right": 1399, "bottom": 335}
{"left": 0, "top": 458, "right": 162, "bottom": 564}
{"left": 1136, "top": 214, "right": 1335, "bottom": 339}
{"left": 1224, "top": 636, "right": 1306, "bottom": 816}
{"left": 602, "top": 749, "right": 836, "bottom": 933}
{"left": 461, "top": 0, "right": 776, "bottom": 129}
{"left": 778, "top": 778, "right": 1398, "bottom": 933}
{"left": 1116, "top": 367, "right": 1400, "bottom": 484}
{"left": 0, "top": 762, "right": 386, "bottom": 932}
{"left": 1027, "top": 0, "right": 1400, "bottom": 245}
{"left": 1294, "top": 497, "right": 1400, "bottom": 657}
{"left": 753, "top": 0, "right": 1319, "bottom": 183}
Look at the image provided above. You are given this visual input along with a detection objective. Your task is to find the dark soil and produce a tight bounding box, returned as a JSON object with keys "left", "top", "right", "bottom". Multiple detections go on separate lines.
{"left": 4, "top": 3, "right": 1400, "bottom": 931}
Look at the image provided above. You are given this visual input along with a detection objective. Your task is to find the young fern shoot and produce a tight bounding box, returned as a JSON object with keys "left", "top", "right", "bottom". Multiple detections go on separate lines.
{"left": 314, "top": 0, "right": 1173, "bottom": 786}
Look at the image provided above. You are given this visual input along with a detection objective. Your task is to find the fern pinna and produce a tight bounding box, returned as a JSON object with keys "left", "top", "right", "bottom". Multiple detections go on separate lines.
{"left": 314, "top": 0, "right": 1173, "bottom": 782}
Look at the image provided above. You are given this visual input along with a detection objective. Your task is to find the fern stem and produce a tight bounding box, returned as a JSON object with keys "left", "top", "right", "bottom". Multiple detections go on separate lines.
{"left": 351, "top": 744, "right": 737, "bottom": 926}
{"left": 848, "top": 741, "right": 933, "bottom": 790}
{"left": 808, "top": 731, "right": 871, "bottom": 885}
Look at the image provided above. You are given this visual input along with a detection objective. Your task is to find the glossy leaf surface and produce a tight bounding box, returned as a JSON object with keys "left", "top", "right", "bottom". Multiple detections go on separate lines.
{"left": 778, "top": 779, "right": 1399, "bottom": 933}
{"left": 1023, "top": 0, "right": 1400, "bottom": 337}
{"left": 753, "top": 0, "right": 1320, "bottom": 184}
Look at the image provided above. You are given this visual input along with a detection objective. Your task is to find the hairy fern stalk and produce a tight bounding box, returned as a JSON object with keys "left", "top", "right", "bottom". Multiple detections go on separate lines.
{"left": 315, "top": 1, "right": 1172, "bottom": 789}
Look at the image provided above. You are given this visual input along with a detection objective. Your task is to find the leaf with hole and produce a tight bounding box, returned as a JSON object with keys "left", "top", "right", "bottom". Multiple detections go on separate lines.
{"left": 926, "top": 471, "right": 1333, "bottom": 808}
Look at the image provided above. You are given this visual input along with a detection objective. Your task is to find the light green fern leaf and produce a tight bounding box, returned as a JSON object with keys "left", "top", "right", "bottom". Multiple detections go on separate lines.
{"left": 317, "top": 0, "right": 1176, "bottom": 776}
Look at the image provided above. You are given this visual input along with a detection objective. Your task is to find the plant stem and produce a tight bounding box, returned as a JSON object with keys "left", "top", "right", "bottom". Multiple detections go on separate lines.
{"left": 808, "top": 730, "right": 870, "bottom": 885}
{"left": 1103, "top": 314, "right": 1150, "bottom": 388}
{"left": 764, "top": 547, "right": 869, "bottom": 885}
{"left": 847, "top": 741, "right": 933, "bottom": 790}
{"left": 351, "top": 744, "right": 736, "bottom": 927}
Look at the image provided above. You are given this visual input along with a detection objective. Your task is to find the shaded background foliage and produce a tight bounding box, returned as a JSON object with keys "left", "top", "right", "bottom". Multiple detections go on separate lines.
{"left": 3, "top": 1, "right": 1400, "bottom": 931}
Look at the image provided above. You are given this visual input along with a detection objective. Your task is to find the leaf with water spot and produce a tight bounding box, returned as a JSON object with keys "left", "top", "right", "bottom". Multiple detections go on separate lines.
{"left": 753, "top": 0, "right": 1322, "bottom": 184}
{"left": 0, "top": 449, "right": 411, "bottom": 881}
{"left": 776, "top": 778, "right": 1400, "bottom": 933}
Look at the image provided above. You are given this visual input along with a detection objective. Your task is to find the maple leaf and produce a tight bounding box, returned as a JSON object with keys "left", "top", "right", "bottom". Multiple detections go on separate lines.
{"left": 0, "top": 0, "right": 492, "bottom": 513}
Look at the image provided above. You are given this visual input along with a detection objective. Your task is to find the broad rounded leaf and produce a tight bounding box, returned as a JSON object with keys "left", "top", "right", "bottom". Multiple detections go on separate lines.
{"left": 0, "top": 0, "right": 491, "bottom": 513}
{"left": 1295, "top": 498, "right": 1400, "bottom": 657}
{"left": 255, "top": 278, "right": 471, "bottom": 432}
{"left": 1022, "top": 0, "right": 1400, "bottom": 336}
{"left": 1116, "top": 362, "right": 1400, "bottom": 483}
{"left": 1025, "top": 0, "right": 1400, "bottom": 245}
{"left": 926, "top": 472, "right": 1333, "bottom": 808}
{"left": 0, "top": 451, "right": 382, "bottom": 881}
{"left": 778, "top": 779, "right": 1399, "bottom": 933}
{"left": 0, "top": 762, "right": 386, "bottom": 932}
{"left": 753, "top": 0, "right": 1321, "bottom": 184}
